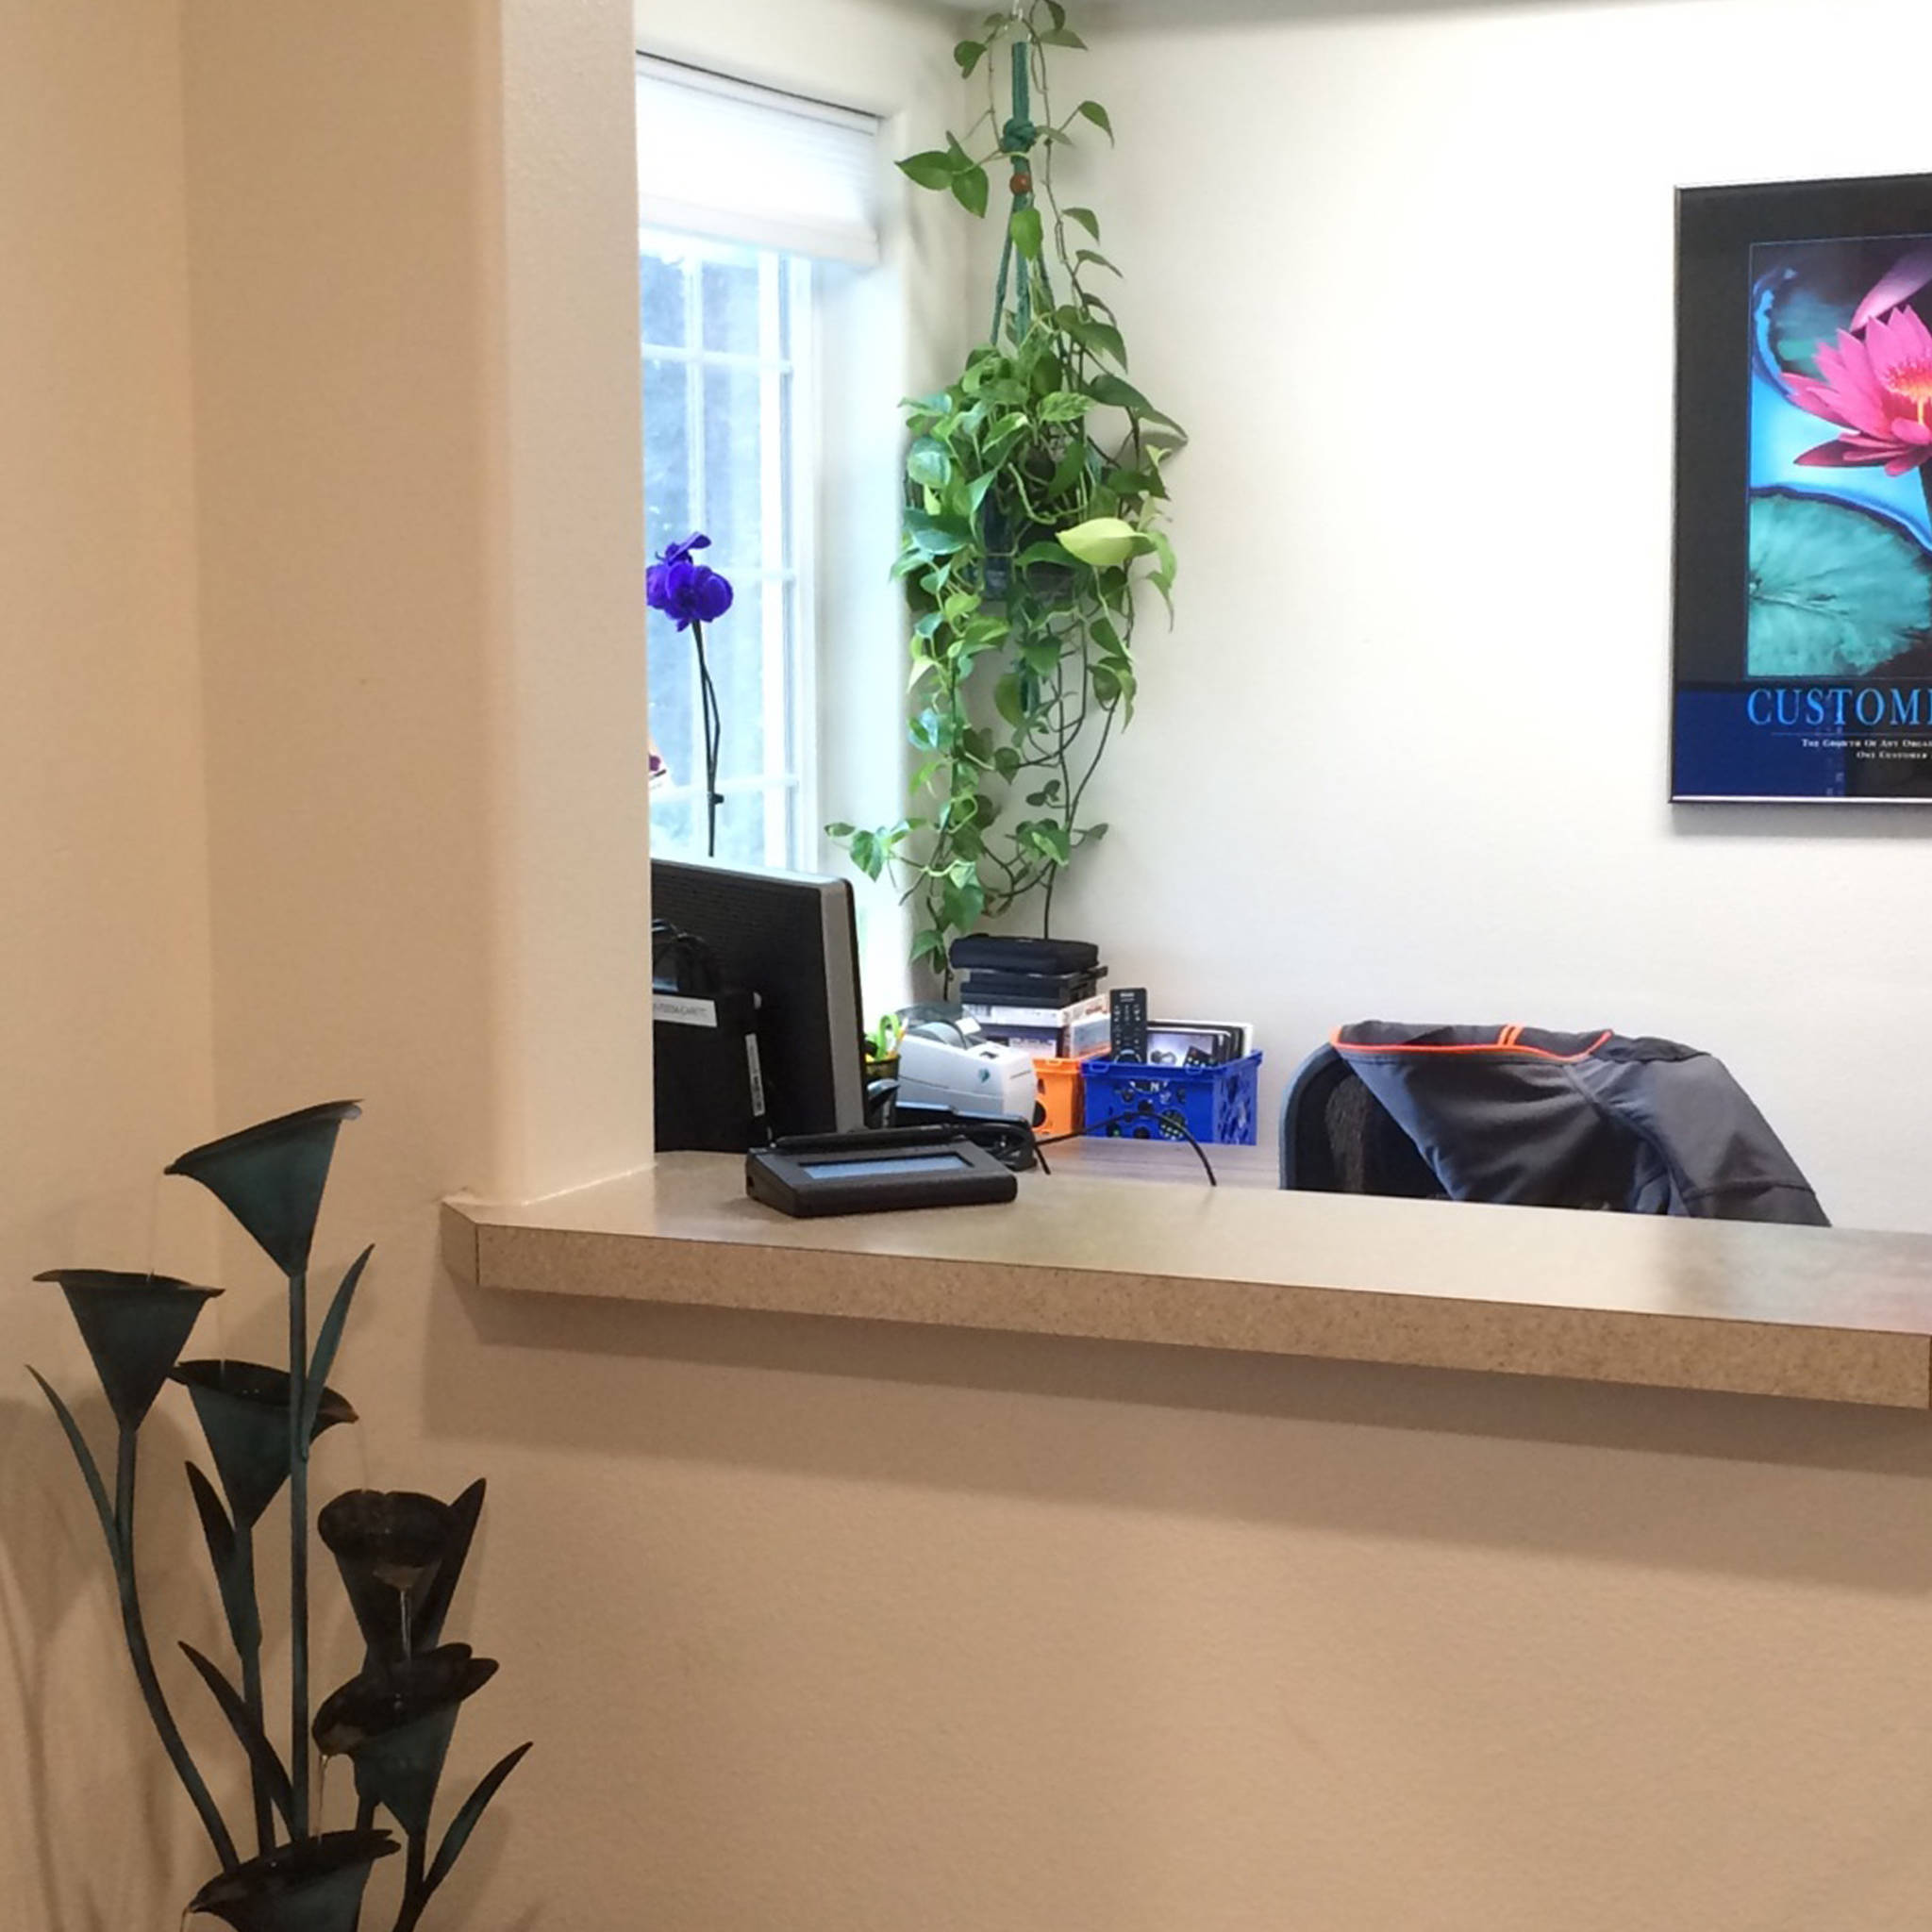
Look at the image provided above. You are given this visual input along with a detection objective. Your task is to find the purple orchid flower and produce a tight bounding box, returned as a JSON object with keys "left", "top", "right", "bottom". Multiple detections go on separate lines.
{"left": 646, "top": 533, "right": 734, "bottom": 632}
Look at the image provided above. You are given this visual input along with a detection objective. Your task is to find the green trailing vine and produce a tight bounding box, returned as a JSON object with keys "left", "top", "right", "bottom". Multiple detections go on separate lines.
{"left": 827, "top": 0, "right": 1183, "bottom": 978}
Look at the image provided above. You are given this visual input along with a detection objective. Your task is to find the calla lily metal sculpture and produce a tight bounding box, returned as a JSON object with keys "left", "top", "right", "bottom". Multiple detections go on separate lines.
{"left": 25, "top": 1104, "right": 529, "bottom": 1929}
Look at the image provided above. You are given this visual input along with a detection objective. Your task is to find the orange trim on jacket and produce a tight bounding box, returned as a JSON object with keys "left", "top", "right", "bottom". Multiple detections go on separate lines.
{"left": 1329, "top": 1025, "right": 1615, "bottom": 1064}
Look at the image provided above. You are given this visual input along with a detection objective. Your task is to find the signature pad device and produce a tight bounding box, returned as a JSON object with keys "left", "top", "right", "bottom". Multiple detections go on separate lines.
{"left": 746, "top": 1126, "right": 1019, "bottom": 1218}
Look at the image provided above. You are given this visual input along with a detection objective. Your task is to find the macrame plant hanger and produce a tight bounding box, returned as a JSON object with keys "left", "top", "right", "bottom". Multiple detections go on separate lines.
{"left": 990, "top": 12, "right": 1050, "bottom": 346}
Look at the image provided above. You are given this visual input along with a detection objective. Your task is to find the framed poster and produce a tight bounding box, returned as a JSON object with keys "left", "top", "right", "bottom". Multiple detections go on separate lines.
{"left": 1674, "top": 172, "right": 1932, "bottom": 800}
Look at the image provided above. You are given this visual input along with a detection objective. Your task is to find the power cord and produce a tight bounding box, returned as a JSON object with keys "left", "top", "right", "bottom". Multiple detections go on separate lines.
{"left": 1035, "top": 1098, "right": 1219, "bottom": 1187}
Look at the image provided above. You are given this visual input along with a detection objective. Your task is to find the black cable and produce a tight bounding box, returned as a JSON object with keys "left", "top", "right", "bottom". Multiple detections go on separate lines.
{"left": 1035, "top": 1101, "right": 1219, "bottom": 1187}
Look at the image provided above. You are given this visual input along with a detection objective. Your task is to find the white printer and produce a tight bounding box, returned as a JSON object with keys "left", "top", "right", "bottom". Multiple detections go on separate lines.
{"left": 893, "top": 1019, "right": 1039, "bottom": 1124}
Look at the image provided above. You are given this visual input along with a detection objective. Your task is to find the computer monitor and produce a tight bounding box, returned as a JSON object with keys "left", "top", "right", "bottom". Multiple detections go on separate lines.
{"left": 651, "top": 857, "right": 867, "bottom": 1139}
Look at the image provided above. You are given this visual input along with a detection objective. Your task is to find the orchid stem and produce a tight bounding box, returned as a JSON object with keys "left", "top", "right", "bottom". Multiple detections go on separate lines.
{"left": 289, "top": 1267, "right": 310, "bottom": 1838}
{"left": 691, "top": 618, "right": 723, "bottom": 858}
{"left": 114, "top": 1427, "right": 240, "bottom": 1869}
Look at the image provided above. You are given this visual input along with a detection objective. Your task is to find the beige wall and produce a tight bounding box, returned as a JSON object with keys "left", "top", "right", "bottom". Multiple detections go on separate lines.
{"left": 0, "top": 0, "right": 223, "bottom": 1919}
{"left": 13, "top": 1, "right": 1932, "bottom": 1929}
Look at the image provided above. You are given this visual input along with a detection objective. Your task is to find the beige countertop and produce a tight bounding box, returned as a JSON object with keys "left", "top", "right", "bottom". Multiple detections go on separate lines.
{"left": 441, "top": 1148, "right": 1932, "bottom": 1408}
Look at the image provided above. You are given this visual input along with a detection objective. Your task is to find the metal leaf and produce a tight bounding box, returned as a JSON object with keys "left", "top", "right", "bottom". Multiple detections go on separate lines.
{"left": 180, "top": 1643, "right": 295, "bottom": 1831}
{"left": 28, "top": 1367, "right": 120, "bottom": 1563}
{"left": 303, "top": 1245, "right": 371, "bottom": 1440}
{"left": 425, "top": 1741, "right": 531, "bottom": 1898}
{"left": 414, "top": 1478, "right": 485, "bottom": 1652}
{"left": 187, "top": 1462, "right": 260, "bottom": 1657}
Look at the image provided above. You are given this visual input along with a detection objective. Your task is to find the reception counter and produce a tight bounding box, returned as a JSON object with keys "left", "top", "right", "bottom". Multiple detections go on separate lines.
{"left": 441, "top": 1149, "right": 1932, "bottom": 1409}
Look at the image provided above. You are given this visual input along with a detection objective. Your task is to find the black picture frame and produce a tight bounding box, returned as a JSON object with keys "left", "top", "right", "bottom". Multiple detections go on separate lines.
{"left": 1673, "top": 172, "right": 1932, "bottom": 801}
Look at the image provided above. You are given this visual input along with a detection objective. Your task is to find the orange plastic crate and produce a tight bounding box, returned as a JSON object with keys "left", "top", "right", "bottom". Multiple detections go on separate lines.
{"left": 1033, "top": 1056, "right": 1085, "bottom": 1140}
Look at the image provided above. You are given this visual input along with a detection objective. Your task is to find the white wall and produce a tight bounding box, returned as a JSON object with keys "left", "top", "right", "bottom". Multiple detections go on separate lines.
{"left": 1051, "top": 0, "right": 1932, "bottom": 1231}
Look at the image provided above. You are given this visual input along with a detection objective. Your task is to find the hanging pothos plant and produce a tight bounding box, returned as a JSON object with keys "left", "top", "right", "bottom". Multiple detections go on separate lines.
{"left": 828, "top": 0, "right": 1182, "bottom": 977}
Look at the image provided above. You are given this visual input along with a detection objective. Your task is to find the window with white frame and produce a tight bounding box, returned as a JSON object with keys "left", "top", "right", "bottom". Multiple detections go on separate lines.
{"left": 636, "top": 57, "right": 879, "bottom": 871}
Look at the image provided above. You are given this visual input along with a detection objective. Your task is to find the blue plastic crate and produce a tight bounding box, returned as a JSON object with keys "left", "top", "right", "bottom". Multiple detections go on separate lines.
{"left": 1080, "top": 1052, "right": 1262, "bottom": 1146}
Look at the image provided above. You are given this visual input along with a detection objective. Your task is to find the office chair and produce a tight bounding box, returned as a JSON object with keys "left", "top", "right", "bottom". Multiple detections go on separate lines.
{"left": 1279, "top": 1024, "right": 1827, "bottom": 1224}
{"left": 1277, "top": 1045, "right": 1444, "bottom": 1198}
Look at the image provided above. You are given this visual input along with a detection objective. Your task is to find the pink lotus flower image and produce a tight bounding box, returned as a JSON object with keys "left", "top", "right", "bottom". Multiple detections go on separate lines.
{"left": 1785, "top": 305, "right": 1932, "bottom": 475}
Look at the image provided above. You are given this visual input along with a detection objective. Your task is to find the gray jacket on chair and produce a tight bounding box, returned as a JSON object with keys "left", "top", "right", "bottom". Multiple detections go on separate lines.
{"left": 1324, "top": 1024, "right": 1828, "bottom": 1225}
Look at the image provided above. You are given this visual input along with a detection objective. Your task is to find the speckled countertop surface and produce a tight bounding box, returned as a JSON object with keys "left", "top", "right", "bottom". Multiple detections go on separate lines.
{"left": 443, "top": 1151, "right": 1932, "bottom": 1408}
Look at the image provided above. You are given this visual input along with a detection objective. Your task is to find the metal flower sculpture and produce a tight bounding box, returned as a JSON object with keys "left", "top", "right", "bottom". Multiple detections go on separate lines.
{"left": 24, "top": 1106, "right": 529, "bottom": 1926}
{"left": 186, "top": 1829, "right": 401, "bottom": 1932}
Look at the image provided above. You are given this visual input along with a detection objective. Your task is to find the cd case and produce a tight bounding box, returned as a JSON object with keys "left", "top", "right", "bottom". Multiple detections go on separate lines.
{"left": 1141, "top": 1020, "right": 1253, "bottom": 1068}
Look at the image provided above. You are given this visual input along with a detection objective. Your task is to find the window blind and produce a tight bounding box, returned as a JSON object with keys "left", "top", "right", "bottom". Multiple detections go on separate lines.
{"left": 636, "top": 57, "right": 880, "bottom": 267}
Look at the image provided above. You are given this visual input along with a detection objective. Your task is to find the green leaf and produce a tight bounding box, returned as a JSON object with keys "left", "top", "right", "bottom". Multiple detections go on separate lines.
{"left": 1009, "top": 208, "right": 1043, "bottom": 261}
{"left": 1085, "top": 371, "right": 1181, "bottom": 430}
{"left": 941, "top": 874, "right": 986, "bottom": 935}
{"left": 425, "top": 1742, "right": 533, "bottom": 1898}
{"left": 1074, "top": 101, "right": 1114, "bottom": 142}
{"left": 898, "top": 150, "right": 957, "bottom": 191}
{"left": 907, "top": 437, "right": 953, "bottom": 489}
{"left": 955, "top": 38, "right": 987, "bottom": 75}
{"left": 1058, "top": 517, "right": 1139, "bottom": 569}
{"left": 303, "top": 1244, "right": 370, "bottom": 1441}
{"left": 180, "top": 1643, "right": 293, "bottom": 1832}
{"left": 824, "top": 822, "right": 855, "bottom": 840}
{"left": 1074, "top": 250, "right": 1122, "bottom": 281}
{"left": 1019, "top": 820, "right": 1074, "bottom": 866}
{"left": 911, "top": 927, "right": 949, "bottom": 969}
{"left": 1036, "top": 391, "right": 1094, "bottom": 424}
{"left": 1066, "top": 315, "right": 1127, "bottom": 369}
{"left": 949, "top": 165, "right": 991, "bottom": 219}
{"left": 1044, "top": 1, "right": 1067, "bottom": 26}
{"left": 905, "top": 508, "right": 972, "bottom": 558}
{"left": 1147, "top": 527, "right": 1177, "bottom": 599}
{"left": 1747, "top": 490, "right": 1932, "bottom": 675}
{"left": 850, "top": 829, "right": 885, "bottom": 881}
{"left": 1039, "top": 26, "right": 1087, "bottom": 46}
{"left": 992, "top": 746, "right": 1023, "bottom": 781}
{"left": 1079, "top": 822, "right": 1110, "bottom": 844}
{"left": 994, "top": 674, "right": 1027, "bottom": 727}
{"left": 1064, "top": 206, "right": 1101, "bottom": 242}
{"left": 985, "top": 410, "right": 1031, "bottom": 462}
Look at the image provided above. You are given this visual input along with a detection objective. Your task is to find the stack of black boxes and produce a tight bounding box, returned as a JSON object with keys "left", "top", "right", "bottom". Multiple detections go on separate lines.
{"left": 950, "top": 936, "right": 1110, "bottom": 1060}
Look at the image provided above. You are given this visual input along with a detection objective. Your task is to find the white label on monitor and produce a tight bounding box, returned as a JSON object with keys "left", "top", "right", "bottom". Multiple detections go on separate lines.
{"left": 744, "top": 1033, "right": 767, "bottom": 1117}
{"left": 653, "top": 993, "right": 717, "bottom": 1028}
